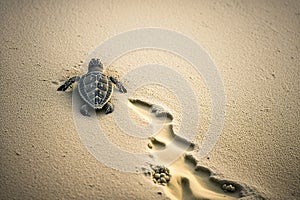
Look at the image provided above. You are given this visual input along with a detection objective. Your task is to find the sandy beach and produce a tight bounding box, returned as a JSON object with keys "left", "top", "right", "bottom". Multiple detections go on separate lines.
{"left": 1, "top": 0, "right": 299, "bottom": 199}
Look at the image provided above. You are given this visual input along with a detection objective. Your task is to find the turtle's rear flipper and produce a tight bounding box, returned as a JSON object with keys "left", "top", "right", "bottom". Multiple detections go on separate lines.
{"left": 80, "top": 104, "right": 91, "bottom": 116}
{"left": 110, "top": 77, "right": 127, "bottom": 93}
{"left": 57, "top": 76, "right": 80, "bottom": 91}
{"left": 104, "top": 102, "right": 114, "bottom": 114}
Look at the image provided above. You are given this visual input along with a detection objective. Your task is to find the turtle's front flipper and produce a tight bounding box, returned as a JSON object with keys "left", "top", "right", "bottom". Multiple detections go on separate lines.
{"left": 80, "top": 104, "right": 91, "bottom": 116}
{"left": 103, "top": 102, "right": 114, "bottom": 114}
{"left": 110, "top": 77, "right": 127, "bottom": 93}
{"left": 57, "top": 76, "right": 80, "bottom": 91}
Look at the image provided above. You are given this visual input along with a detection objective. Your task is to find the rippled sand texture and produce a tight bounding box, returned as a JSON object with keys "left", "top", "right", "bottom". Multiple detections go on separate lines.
{"left": 1, "top": 0, "right": 299, "bottom": 200}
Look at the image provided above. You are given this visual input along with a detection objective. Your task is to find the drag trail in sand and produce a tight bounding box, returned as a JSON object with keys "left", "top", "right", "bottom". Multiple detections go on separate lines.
{"left": 129, "top": 99, "right": 265, "bottom": 200}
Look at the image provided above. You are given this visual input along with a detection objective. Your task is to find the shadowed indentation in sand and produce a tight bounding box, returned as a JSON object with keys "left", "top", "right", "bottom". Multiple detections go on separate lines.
{"left": 149, "top": 136, "right": 166, "bottom": 150}
{"left": 166, "top": 154, "right": 240, "bottom": 200}
{"left": 129, "top": 99, "right": 173, "bottom": 122}
{"left": 129, "top": 98, "right": 195, "bottom": 153}
{"left": 129, "top": 99, "right": 266, "bottom": 200}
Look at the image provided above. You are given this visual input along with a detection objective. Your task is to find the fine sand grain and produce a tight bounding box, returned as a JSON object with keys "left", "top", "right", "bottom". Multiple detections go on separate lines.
{"left": 1, "top": 1, "right": 299, "bottom": 200}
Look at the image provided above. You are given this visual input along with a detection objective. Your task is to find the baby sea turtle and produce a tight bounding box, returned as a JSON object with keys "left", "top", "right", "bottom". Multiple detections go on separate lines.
{"left": 57, "top": 58, "right": 127, "bottom": 116}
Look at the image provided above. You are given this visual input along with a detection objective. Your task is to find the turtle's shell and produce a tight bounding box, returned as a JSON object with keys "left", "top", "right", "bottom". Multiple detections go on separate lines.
{"left": 78, "top": 71, "right": 113, "bottom": 109}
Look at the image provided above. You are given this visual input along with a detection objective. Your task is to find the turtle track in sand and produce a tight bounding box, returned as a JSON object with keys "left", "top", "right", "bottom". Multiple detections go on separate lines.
{"left": 129, "top": 99, "right": 266, "bottom": 200}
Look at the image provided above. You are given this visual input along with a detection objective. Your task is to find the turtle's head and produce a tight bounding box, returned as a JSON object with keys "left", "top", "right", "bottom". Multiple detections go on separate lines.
{"left": 88, "top": 58, "right": 103, "bottom": 72}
